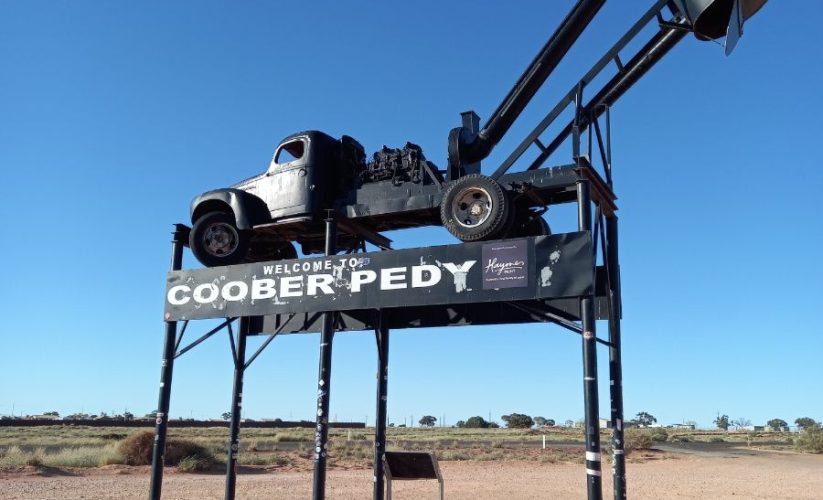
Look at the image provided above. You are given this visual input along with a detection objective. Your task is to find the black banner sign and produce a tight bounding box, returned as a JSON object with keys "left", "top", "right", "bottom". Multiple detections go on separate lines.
{"left": 164, "top": 232, "right": 593, "bottom": 321}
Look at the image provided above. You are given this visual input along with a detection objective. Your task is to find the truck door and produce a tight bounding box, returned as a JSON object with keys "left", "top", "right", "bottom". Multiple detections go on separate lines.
{"left": 260, "top": 136, "right": 314, "bottom": 219}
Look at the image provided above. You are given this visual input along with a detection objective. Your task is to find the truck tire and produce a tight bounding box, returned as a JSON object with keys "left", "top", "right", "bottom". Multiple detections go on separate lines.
{"left": 440, "top": 174, "right": 510, "bottom": 242}
{"left": 510, "top": 212, "right": 551, "bottom": 237}
{"left": 246, "top": 241, "right": 297, "bottom": 263}
{"left": 190, "top": 211, "right": 250, "bottom": 267}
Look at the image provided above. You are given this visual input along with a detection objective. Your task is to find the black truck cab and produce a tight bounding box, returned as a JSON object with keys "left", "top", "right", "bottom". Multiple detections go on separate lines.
{"left": 234, "top": 130, "right": 341, "bottom": 222}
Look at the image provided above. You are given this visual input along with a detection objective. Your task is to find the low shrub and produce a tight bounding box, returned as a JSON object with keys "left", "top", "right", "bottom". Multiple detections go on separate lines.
{"left": 437, "top": 450, "right": 471, "bottom": 461}
{"left": 649, "top": 429, "right": 668, "bottom": 442}
{"left": 118, "top": 431, "right": 154, "bottom": 465}
{"left": 274, "top": 431, "right": 312, "bottom": 443}
{"left": 0, "top": 446, "right": 30, "bottom": 467}
{"left": 177, "top": 455, "right": 212, "bottom": 472}
{"left": 118, "top": 431, "right": 215, "bottom": 468}
{"left": 165, "top": 439, "right": 214, "bottom": 467}
{"left": 42, "top": 447, "right": 109, "bottom": 468}
{"left": 795, "top": 427, "right": 823, "bottom": 454}
{"left": 624, "top": 429, "right": 652, "bottom": 454}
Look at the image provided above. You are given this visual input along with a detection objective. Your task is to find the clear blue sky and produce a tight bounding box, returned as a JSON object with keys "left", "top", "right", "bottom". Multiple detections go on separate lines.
{"left": 1, "top": 1, "right": 820, "bottom": 429}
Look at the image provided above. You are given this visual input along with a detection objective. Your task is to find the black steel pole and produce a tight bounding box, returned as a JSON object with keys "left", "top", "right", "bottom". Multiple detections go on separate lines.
{"left": 606, "top": 216, "right": 626, "bottom": 500}
{"left": 372, "top": 312, "right": 390, "bottom": 500}
{"left": 577, "top": 180, "right": 602, "bottom": 500}
{"left": 531, "top": 25, "right": 688, "bottom": 167}
{"left": 149, "top": 226, "right": 186, "bottom": 500}
{"left": 225, "top": 317, "right": 248, "bottom": 500}
{"left": 312, "top": 212, "right": 337, "bottom": 500}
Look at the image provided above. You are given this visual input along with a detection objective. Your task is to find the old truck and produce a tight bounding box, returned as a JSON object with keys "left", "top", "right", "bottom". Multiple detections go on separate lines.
{"left": 189, "top": 130, "right": 558, "bottom": 266}
{"left": 187, "top": 0, "right": 766, "bottom": 267}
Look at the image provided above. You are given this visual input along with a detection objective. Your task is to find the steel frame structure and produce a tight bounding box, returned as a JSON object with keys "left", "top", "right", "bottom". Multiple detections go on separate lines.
{"left": 149, "top": 111, "right": 624, "bottom": 500}
{"left": 147, "top": 2, "right": 710, "bottom": 498}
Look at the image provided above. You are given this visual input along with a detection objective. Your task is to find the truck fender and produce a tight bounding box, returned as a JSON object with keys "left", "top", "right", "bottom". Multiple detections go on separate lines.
{"left": 189, "top": 188, "right": 270, "bottom": 230}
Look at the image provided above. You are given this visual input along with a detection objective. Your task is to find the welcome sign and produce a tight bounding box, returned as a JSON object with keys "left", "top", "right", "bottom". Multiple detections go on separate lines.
{"left": 164, "top": 232, "right": 594, "bottom": 321}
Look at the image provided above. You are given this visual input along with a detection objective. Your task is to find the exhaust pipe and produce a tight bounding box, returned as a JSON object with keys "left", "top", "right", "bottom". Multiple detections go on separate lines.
{"left": 454, "top": 0, "right": 607, "bottom": 168}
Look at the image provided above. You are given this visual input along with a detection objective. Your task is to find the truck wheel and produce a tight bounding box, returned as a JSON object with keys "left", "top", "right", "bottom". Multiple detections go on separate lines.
{"left": 510, "top": 212, "right": 551, "bottom": 237}
{"left": 275, "top": 242, "right": 298, "bottom": 260}
{"left": 190, "top": 211, "right": 250, "bottom": 267}
{"left": 246, "top": 241, "right": 297, "bottom": 263}
{"left": 441, "top": 174, "right": 510, "bottom": 242}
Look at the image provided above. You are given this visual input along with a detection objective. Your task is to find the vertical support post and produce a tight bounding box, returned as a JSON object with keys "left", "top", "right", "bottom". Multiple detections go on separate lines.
{"left": 312, "top": 212, "right": 337, "bottom": 500}
{"left": 604, "top": 106, "right": 613, "bottom": 187}
{"left": 606, "top": 216, "right": 626, "bottom": 500}
{"left": 572, "top": 82, "right": 584, "bottom": 158}
{"left": 149, "top": 226, "right": 186, "bottom": 500}
{"left": 373, "top": 312, "right": 390, "bottom": 500}
{"left": 577, "top": 180, "right": 602, "bottom": 500}
{"left": 224, "top": 317, "right": 248, "bottom": 500}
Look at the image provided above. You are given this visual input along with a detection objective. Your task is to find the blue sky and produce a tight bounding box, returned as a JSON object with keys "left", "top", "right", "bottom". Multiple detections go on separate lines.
{"left": 1, "top": 1, "right": 820, "bottom": 429}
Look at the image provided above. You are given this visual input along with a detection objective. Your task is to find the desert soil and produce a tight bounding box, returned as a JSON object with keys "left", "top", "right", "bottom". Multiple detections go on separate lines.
{"left": 2, "top": 449, "right": 822, "bottom": 499}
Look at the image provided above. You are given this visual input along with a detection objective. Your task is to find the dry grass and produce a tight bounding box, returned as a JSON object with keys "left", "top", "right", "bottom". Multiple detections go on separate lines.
{"left": 0, "top": 425, "right": 799, "bottom": 471}
{"left": 0, "top": 443, "right": 124, "bottom": 468}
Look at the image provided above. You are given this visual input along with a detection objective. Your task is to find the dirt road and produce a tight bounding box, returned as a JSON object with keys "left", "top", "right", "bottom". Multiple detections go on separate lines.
{"left": 2, "top": 450, "right": 822, "bottom": 499}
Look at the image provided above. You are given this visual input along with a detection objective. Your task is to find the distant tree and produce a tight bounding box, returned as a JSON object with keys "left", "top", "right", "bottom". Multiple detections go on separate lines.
{"left": 501, "top": 413, "right": 534, "bottom": 429}
{"left": 564, "top": 419, "right": 574, "bottom": 428}
{"left": 795, "top": 417, "right": 819, "bottom": 431}
{"left": 221, "top": 411, "right": 232, "bottom": 421}
{"left": 714, "top": 414, "right": 730, "bottom": 431}
{"left": 767, "top": 419, "right": 788, "bottom": 431}
{"left": 123, "top": 411, "right": 134, "bottom": 422}
{"left": 44, "top": 411, "right": 59, "bottom": 417}
{"left": 534, "top": 416, "right": 548, "bottom": 427}
{"left": 388, "top": 423, "right": 395, "bottom": 428}
{"left": 488, "top": 422, "right": 500, "bottom": 428}
{"left": 731, "top": 418, "right": 751, "bottom": 430}
{"left": 419, "top": 415, "right": 437, "bottom": 427}
{"left": 455, "top": 420, "right": 466, "bottom": 428}
{"left": 545, "top": 419, "right": 556, "bottom": 427}
{"left": 464, "top": 416, "right": 489, "bottom": 428}
{"left": 635, "top": 412, "right": 657, "bottom": 427}
{"left": 398, "top": 424, "right": 406, "bottom": 428}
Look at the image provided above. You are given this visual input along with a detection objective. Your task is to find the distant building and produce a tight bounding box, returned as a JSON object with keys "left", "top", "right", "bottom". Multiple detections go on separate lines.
{"left": 670, "top": 423, "right": 696, "bottom": 430}
{"left": 28, "top": 414, "right": 60, "bottom": 420}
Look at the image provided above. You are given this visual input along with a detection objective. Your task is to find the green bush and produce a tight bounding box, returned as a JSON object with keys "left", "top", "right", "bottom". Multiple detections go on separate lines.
{"left": 624, "top": 429, "right": 652, "bottom": 454}
{"left": 795, "top": 427, "right": 823, "bottom": 454}
{"left": 164, "top": 439, "right": 214, "bottom": 468}
{"left": 177, "top": 455, "right": 212, "bottom": 472}
{"left": 649, "top": 429, "right": 668, "bottom": 442}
